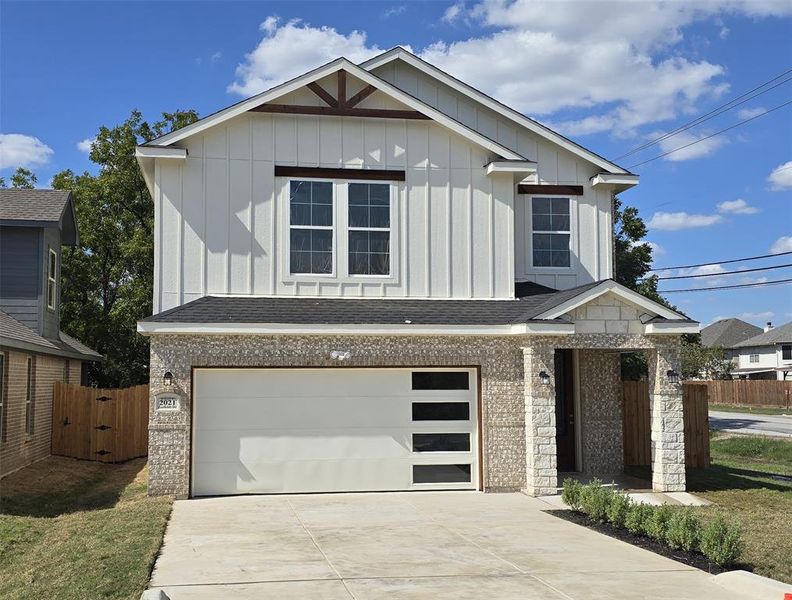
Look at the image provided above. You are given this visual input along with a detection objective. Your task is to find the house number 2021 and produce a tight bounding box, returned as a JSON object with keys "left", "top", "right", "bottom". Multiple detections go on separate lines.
{"left": 156, "top": 395, "right": 180, "bottom": 411}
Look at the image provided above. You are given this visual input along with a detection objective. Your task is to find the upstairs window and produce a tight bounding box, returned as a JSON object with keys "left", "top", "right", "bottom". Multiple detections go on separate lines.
{"left": 47, "top": 248, "right": 57, "bottom": 309}
{"left": 348, "top": 183, "right": 390, "bottom": 276}
{"left": 782, "top": 345, "right": 791, "bottom": 361}
{"left": 532, "top": 197, "right": 570, "bottom": 268}
{"left": 749, "top": 353, "right": 760, "bottom": 363}
{"left": 289, "top": 180, "right": 333, "bottom": 274}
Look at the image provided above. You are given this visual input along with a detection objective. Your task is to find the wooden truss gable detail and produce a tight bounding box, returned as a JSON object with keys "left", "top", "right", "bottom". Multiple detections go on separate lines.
{"left": 250, "top": 70, "right": 430, "bottom": 120}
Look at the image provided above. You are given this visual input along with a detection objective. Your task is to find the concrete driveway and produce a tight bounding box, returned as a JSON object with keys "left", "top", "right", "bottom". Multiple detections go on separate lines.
{"left": 149, "top": 492, "right": 748, "bottom": 599}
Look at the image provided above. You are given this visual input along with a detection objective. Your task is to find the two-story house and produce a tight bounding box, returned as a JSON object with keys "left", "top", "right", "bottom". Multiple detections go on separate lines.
{"left": 136, "top": 48, "right": 698, "bottom": 499}
{"left": 0, "top": 189, "right": 102, "bottom": 476}
{"left": 731, "top": 322, "right": 792, "bottom": 380}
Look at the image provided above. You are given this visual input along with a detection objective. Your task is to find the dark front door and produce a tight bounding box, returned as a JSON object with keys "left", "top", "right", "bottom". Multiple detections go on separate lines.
{"left": 555, "top": 349, "right": 576, "bottom": 472}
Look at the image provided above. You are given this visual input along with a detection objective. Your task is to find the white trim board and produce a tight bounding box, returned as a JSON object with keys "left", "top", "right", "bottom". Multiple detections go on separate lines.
{"left": 141, "top": 58, "right": 523, "bottom": 162}
{"left": 361, "top": 47, "right": 632, "bottom": 176}
{"left": 533, "top": 280, "right": 689, "bottom": 321}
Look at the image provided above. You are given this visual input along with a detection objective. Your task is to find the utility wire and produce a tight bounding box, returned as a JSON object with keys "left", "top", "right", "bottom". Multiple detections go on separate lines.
{"left": 617, "top": 68, "right": 792, "bottom": 159}
{"left": 660, "top": 278, "right": 792, "bottom": 293}
{"left": 655, "top": 262, "right": 792, "bottom": 280}
{"left": 628, "top": 99, "right": 792, "bottom": 168}
{"left": 650, "top": 250, "right": 792, "bottom": 272}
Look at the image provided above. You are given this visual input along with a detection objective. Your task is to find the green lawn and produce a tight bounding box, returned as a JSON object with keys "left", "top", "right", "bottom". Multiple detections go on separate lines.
{"left": 709, "top": 403, "right": 791, "bottom": 416}
{"left": 0, "top": 457, "right": 172, "bottom": 600}
{"left": 685, "top": 433, "right": 792, "bottom": 584}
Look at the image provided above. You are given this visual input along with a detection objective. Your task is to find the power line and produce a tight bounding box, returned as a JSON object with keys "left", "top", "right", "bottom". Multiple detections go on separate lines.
{"left": 617, "top": 68, "right": 792, "bottom": 160}
{"left": 650, "top": 250, "right": 792, "bottom": 272}
{"left": 628, "top": 99, "right": 792, "bottom": 168}
{"left": 660, "top": 278, "right": 792, "bottom": 293}
{"left": 655, "top": 262, "right": 792, "bottom": 280}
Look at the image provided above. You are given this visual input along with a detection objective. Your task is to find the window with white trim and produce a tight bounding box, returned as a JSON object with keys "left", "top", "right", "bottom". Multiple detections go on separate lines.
{"left": 348, "top": 183, "right": 390, "bottom": 276}
{"left": 47, "top": 248, "right": 57, "bottom": 310}
{"left": 532, "top": 197, "right": 571, "bottom": 268}
{"left": 25, "top": 356, "right": 34, "bottom": 436}
{"left": 782, "top": 345, "right": 791, "bottom": 361}
{"left": 289, "top": 180, "right": 334, "bottom": 274}
{"left": 749, "top": 353, "right": 760, "bottom": 363}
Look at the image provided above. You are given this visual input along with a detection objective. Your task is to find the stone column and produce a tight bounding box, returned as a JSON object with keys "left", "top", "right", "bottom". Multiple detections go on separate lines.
{"left": 647, "top": 341, "right": 686, "bottom": 492}
{"left": 523, "top": 345, "right": 557, "bottom": 496}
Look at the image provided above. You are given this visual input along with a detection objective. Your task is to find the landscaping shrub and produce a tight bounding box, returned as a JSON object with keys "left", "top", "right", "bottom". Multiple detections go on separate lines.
{"left": 625, "top": 503, "right": 655, "bottom": 536}
{"left": 666, "top": 508, "right": 701, "bottom": 552}
{"left": 646, "top": 504, "right": 674, "bottom": 541}
{"left": 605, "top": 492, "right": 632, "bottom": 529}
{"left": 561, "top": 478, "right": 583, "bottom": 511}
{"left": 700, "top": 514, "right": 744, "bottom": 567}
{"left": 579, "top": 479, "right": 614, "bottom": 523}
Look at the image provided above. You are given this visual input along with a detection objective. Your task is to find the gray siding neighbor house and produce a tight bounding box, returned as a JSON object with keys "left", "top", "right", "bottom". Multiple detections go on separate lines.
{"left": 0, "top": 189, "right": 102, "bottom": 477}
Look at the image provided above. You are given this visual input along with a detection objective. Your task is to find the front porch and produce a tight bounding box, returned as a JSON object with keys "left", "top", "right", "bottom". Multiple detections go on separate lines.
{"left": 523, "top": 338, "right": 686, "bottom": 496}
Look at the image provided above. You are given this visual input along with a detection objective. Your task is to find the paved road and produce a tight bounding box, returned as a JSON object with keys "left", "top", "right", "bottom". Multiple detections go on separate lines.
{"left": 709, "top": 410, "right": 792, "bottom": 438}
{"left": 149, "top": 492, "right": 749, "bottom": 599}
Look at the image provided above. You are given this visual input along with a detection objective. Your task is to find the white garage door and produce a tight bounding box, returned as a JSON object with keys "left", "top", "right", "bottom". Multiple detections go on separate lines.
{"left": 191, "top": 368, "right": 479, "bottom": 496}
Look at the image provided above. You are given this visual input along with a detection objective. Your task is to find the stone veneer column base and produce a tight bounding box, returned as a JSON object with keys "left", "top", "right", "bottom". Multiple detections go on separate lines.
{"left": 523, "top": 346, "right": 557, "bottom": 496}
{"left": 648, "top": 344, "right": 686, "bottom": 492}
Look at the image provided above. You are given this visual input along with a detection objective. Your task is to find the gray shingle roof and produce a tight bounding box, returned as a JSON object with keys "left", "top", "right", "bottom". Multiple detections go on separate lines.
{"left": 0, "top": 310, "right": 102, "bottom": 361}
{"left": 141, "top": 280, "right": 646, "bottom": 326}
{"left": 732, "top": 321, "right": 792, "bottom": 348}
{"left": 701, "top": 318, "right": 763, "bottom": 348}
{"left": 0, "top": 189, "right": 72, "bottom": 223}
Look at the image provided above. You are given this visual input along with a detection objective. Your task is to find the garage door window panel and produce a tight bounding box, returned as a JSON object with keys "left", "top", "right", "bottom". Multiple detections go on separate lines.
{"left": 413, "top": 464, "right": 472, "bottom": 484}
{"left": 412, "top": 433, "right": 470, "bottom": 452}
{"left": 411, "top": 371, "right": 470, "bottom": 390}
{"left": 412, "top": 402, "right": 470, "bottom": 421}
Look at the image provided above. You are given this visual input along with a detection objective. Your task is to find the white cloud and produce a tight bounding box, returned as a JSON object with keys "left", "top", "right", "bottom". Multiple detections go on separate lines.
{"left": 646, "top": 241, "right": 665, "bottom": 257}
{"left": 736, "top": 106, "right": 765, "bottom": 119}
{"left": 768, "top": 161, "right": 792, "bottom": 191}
{"left": 76, "top": 138, "right": 95, "bottom": 154}
{"left": 770, "top": 236, "right": 792, "bottom": 254}
{"left": 652, "top": 129, "right": 728, "bottom": 161}
{"left": 0, "top": 133, "right": 53, "bottom": 169}
{"left": 442, "top": 2, "right": 465, "bottom": 23}
{"left": 648, "top": 211, "right": 724, "bottom": 230}
{"left": 228, "top": 18, "right": 389, "bottom": 96}
{"left": 383, "top": 5, "right": 407, "bottom": 18}
{"left": 716, "top": 198, "right": 759, "bottom": 214}
{"left": 719, "top": 26, "right": 730, "bottom": 39}
{"left": 210, "top": 51, "right": 222, "bottom": 64}
{"left": 739, "top": 311, "right": 774, "bottom": 321}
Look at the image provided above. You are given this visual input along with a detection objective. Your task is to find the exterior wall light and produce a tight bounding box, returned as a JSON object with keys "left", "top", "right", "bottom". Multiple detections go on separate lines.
{"left": 163, "top": 371, "right": 174, "bottom": 387}
{"left": 538, "top": 370, "right": 551, "bottom": 386}
{"left": 330, "top": 350, "right": 351, "bottom": 361}
{"left": 666, "top": 369, "right": 680, "bottom": 385}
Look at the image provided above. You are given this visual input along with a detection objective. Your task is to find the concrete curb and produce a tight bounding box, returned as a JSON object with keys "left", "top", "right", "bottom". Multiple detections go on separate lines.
{"left": 140, "top": 590, "right": 170, "bottom": 600}
{"left": 710, "top": 570, "right": 792, "bottom": 598}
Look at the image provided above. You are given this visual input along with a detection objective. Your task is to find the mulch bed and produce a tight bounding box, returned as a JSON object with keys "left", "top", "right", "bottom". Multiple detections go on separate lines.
{"left": 547, "top": 509, "right": 751, "bottom": 575}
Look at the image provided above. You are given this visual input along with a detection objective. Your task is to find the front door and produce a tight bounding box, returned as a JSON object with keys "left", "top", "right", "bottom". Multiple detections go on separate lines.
{"left": 555, "top": 349, "right": 576, "bottom": 472}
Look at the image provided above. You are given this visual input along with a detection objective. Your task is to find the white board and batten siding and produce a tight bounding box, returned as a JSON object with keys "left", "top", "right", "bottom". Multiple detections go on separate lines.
{"left": 372, "top": 59, "right": 614, "bottom": 291}
{"left": 153, "top": 110, "right": 518, "bottom": 313}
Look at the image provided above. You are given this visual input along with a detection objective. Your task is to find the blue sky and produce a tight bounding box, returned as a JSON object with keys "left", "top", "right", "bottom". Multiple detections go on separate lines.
{"left": 1, "top": 0, "right": 791, "bottom": 327}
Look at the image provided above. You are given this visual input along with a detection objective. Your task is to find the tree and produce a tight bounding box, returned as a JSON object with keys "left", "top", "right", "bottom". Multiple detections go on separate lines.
{"left": 51, "top": 108, "right": 199, "bottom": 386}
{"left": 0, "top": 167, "right": 37, "bottom": 188}
{"left": 681, "top": 337, "right": 732, "bottom": 380}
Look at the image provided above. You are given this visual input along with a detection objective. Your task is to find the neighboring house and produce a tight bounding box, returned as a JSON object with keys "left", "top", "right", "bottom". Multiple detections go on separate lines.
{"left": 700, "top": 317, "right": 763, "bottom": 365}
{"left": 0, "top": 189, "right": 102, "bottom": 477}
{"left": 731, "top": 322, "right": 792, "bottom": 380}
{"left": 135, "top": 47, "right": 697, "bottom": 499}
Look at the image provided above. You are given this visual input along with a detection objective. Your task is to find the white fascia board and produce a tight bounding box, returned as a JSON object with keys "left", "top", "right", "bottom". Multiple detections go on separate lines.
{"left": 136, "top": 156, "right": 155, "bottom": 196}
{"left": 137, "top": 321, "right": 574, "bottom": 336}
{"left": 644, "top": 322, "right": 700, "bottom": 335}
{"left": 134, "top": 146, "right": 187, "bottom": 159}
{"left": 591, "top": 173, "right": 640, "bottom": 189}
{"left": 485, "top": 160, "right": 537, "bottom": 175}
{"left": 534, "top": 280, "right": 685, "bottom": 321}
{"left": 143, "top": 59, "right": 523, "bottom": 161}
{"left": 361, "top": 48, "right": 631, "bottom": 175}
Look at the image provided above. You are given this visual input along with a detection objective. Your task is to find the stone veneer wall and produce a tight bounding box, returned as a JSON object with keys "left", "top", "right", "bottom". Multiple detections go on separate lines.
{"left": 578, "top": 349, "right": 623, "bottom": 475}
{"left": 147, "top": 310, "right": 684, "bottom": 497}
{"left": 148, "top": 335, "right": 527, "bottom": 498}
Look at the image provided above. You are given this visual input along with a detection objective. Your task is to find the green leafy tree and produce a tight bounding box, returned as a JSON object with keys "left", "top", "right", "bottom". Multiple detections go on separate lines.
{"left": 613, "top": 197, "right": 665, "bottom": 304}
{"left": 52, "top": 109, "right": 198, "bottom": 386}
{"left": 681, "top": 336, "right": 732, "bottom": 380}
{"left": 0, "top": 167, "right": 38, "bottom": 188}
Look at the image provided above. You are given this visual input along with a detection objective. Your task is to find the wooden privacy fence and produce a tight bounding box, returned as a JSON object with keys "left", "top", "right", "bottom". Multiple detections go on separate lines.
{"left": 51, "top": 382, "right": 149, "bottom": 463}
{"left": 703, "top": 379, "right": 792, "bottom": 408}
{"left": 622, "top": 381, "right": 710, "bottom": 469}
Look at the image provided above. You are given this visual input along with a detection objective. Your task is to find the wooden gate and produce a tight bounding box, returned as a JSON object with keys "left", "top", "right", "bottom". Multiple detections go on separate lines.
{"left": 52, "top": 383, "right": 149, "bottom": 463}
{"left": 622, "top": 381, "right": 710, "bottom": 469}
